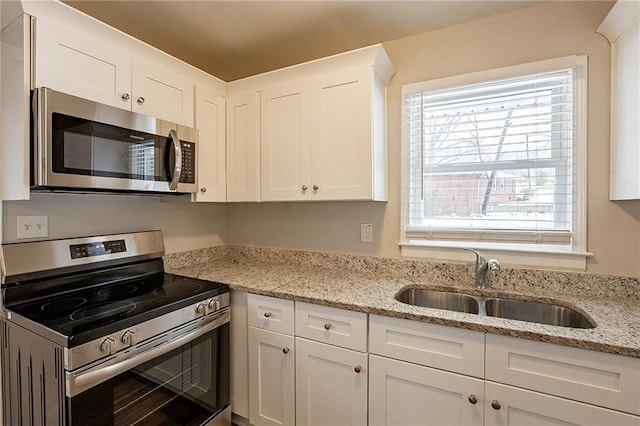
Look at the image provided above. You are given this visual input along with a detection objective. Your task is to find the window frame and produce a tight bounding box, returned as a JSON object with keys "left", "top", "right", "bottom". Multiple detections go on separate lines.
{"left": 400, "top": 56, "right": 590, "bottom": 271}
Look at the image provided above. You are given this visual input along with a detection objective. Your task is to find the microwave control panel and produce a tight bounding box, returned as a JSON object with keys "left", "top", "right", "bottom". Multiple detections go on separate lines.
{"left": 180, "top": 141, "right": 195, "bottom": 184}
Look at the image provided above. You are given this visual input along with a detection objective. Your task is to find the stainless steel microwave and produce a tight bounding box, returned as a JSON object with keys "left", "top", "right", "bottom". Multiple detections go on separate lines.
{"left": 32, "top": 88, "right": 198, "bottom": 194}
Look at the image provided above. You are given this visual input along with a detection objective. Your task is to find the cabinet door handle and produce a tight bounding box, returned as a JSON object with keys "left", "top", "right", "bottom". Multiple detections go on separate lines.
{"left": 263, "top": 312, "right": 272, "bottom": 318}
{"left": 200, "top": 187, "right": 207, "bottom": 193}
{"left": 121, "top": 93, "right": 130, "bottom": 100}
{"left": 323, "top": 323, "right": 331, "bottom": 330}
{"left": 468, "top": 395, "right": 477, "bottom": 405}
{"left": 302, "top": 185, "right": 308, "bottom": 191}
{"left": 354, "top": 365, "right": 362, "bottom": 373}
{"left": 313, "top": 185, "right": 319, "bottom": 191}
{"left": 137, "top": 96, "right": 145, "bottom": 104}
{"left": 491, "top": 400, "right": 501, "bottom": 410}
{"left": 282, "top": 347, "right": 290, "bottom": 354}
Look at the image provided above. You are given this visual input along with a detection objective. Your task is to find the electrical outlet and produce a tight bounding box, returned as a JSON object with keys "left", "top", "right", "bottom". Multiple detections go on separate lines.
{"left": 17, "top": 215, "right": 48, "bottom": 239}
{"left": 360, "top": 223, "right": 373, "bottom": 243}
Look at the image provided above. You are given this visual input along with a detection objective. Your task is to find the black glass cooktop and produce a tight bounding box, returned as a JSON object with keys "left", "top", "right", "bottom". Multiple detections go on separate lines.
{"left": 8, "top": 271, "right": 228, "bottom": 347}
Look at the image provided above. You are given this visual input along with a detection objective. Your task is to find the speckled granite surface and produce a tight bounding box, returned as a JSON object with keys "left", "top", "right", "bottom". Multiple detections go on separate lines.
{"left": 165, "top": 246, "right": 640, "bottom": 358}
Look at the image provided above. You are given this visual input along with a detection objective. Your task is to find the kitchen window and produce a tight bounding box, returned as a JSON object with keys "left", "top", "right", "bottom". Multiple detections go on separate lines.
{"left": 400, "top": 56, "right": 589, "bottom": 270}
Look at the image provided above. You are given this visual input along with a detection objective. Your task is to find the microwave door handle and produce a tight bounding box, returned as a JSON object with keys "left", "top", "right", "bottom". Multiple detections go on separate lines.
{"left": 168, "top": 129, "right": 182, "bottom": 191}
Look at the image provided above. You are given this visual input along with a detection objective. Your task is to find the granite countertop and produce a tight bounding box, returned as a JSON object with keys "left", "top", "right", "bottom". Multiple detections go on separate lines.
{"left": 166, "top": 247, "right": 640, "bottom": 358}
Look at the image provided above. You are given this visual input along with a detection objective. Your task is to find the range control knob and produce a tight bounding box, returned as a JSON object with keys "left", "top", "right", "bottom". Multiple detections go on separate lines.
{"left": 121, "top": 330, "right": 137, "bottom": 346}
{"left": 100, "top": 337, "right": 117, "bottom": 355}
{"left": 196, "top": 303, "right": 207, "bottom": 315}
{"left": 208, "top": 299, "right": 220, "bottom": 311}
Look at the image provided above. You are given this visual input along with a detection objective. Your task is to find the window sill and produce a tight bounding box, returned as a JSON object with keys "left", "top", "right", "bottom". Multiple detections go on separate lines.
{"left": 400, "top": 241, "right": 593, "bottom": 271}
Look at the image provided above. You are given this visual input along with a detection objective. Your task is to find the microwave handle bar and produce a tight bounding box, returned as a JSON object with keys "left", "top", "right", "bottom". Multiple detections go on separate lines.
{"left": 168, "top": 129, "right": 182, "bottom": 191}
{"left": 66, "top": 308, "right": 229, "bottom": 397}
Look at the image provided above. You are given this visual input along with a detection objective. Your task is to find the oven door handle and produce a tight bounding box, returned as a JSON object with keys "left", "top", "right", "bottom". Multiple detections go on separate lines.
{"left": 67, "top": 309, "right": 229, "bottom": 398}
{"left": 168, "top": 129, "right": 182, "bottom": 191}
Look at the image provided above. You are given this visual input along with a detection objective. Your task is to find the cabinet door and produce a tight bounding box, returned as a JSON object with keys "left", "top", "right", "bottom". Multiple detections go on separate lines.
{"left": 248, "top": 327, "right": 295, "bottom": 426}
{"left": 227, "top": 92, "right": 260, "bottom": 202}
{"left": 261, "top": 80, "right": 312, "bottom": 201}
{"left": 295, "top": 337, "right": 367, "bottom": 426}
{"left": 485, "top": 382, "right": 640, "bottom": 426}
{"left": 369, "top": 355, "right": 484, "bottom": 426}
{"left": 193, "top": 86, "right": 226, "bottom": 202}
{"left": 311, "top": 67, "right": 372, "bottom": 200}
{"left": 131, "top": 59, "right": 194, "bottom": 127}
{"left": 34, "top": 17, "right": 132, "bottom": 110}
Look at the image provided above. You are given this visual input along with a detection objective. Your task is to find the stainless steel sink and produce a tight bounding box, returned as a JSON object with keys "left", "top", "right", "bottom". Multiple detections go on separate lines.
{"left": 395, "top": 288, "right": 479, "bottom": 314}
{"left": 395, "top": 288, "right": 595, "bottom": 329}
{"left": 485, "top": 298, "right": 595, "bottom": 329}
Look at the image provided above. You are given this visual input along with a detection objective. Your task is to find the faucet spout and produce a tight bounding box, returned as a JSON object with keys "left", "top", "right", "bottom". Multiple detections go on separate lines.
{"left": 464, "top": 248, "right": 500, "bottom": 289}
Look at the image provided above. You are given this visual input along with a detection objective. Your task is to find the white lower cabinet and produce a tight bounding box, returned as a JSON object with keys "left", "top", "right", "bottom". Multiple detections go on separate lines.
{"left": 246, "top": 297, "right": 640, "bottom": 426}
{"left": 484, "top": 382, "right": 640, "bottom": 426}
{"left": 248, "top": 327, "right": 295, "bottom": 426}
{"left": 295, "top": 337, "right": 368, "bottom": 426}
{"left": 369, "top": 355, "right": 484, "bottom": 426}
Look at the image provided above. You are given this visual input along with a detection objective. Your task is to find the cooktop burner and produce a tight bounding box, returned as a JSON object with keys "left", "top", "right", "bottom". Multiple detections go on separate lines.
{"left": 8, "top": 271, "right": 227, "bottom": 347}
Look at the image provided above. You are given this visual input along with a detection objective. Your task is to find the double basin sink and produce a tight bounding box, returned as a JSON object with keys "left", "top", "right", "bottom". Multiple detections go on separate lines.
{"left": 396, "top": 288, "right": 595, "bottom": 329}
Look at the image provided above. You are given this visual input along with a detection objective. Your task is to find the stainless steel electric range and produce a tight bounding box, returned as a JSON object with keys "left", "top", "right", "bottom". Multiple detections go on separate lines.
{"left": 0, "top": 230, "right": 230, "bottom": 426}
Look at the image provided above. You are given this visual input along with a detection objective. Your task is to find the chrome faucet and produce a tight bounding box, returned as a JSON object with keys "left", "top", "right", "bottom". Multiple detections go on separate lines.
{"left": 464, "top": 248, "right": 501, "bottom": 289}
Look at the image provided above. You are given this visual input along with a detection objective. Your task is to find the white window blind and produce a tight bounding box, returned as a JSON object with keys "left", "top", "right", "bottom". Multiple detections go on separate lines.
{"left": 405, "top": 68, "right": 575, "bottom": 245}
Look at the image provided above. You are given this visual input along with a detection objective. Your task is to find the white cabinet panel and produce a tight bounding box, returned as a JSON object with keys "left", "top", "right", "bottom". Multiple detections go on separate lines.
{"left": 247, "top": 294, "right": 295, "bottom": 335}
{"left": 295, "top": 301, "right": 367, "bottom": 352}
{"left": 248, "top": 327, "right": 295, "bottom": 426}
{"left": 485, "top": 382, "right": 640, "bottom": 426}
{"left": 369, "top": 314, "right": 485, "bottom": 378}
{"left": 260, "top": 80, "right": 312, "bottom": 201}
{"left": 295, "top": 337, "right": 367, "bottom": 426}
{"left": 311, "top": 67, "right": 373, "bottom": 200}
{"left": 227, "top": 92, "right": 260, "bottom": 202}
{"left": 486, "top": 334, "right": 640, "bottom": 415}
{"left": 369, "top": 355, "right": 484, "bottom": 426}
{"left": 34, "top": 17, "right": 132, "bottom": 110}
{"left": 132, "top": 59, "right": 194, "bottom": 127}
{"left": 194, "top": 86, "right": 226, "bottom": 202}
{"left": 230, "top": 290, "right": 249, "bottom": 419}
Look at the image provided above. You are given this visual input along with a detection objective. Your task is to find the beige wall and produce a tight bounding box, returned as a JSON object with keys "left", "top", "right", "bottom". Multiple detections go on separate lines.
{"left": 2, "top": 193, "right": 227, "bottom": 253}
{"left": 227, "top": 1, "right": 640, "bottom": 278}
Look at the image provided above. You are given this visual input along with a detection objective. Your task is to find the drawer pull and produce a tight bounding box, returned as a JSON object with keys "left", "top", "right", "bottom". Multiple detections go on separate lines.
{"left": 264, "top": 312, "right": 272, "bottom": 318}
{"left": 491, "top": 400, "right": 501, "bottom": 410}
{"left": 354, "top": 365, "right": 362, "bottom": 374}
{"left": 324, "top": 323, "right": 331, "bottom": 330}
{"left": 468, "top": 395, "right": 477, "bottom": 405}
{"left": 282, "top": 347, "right": 290, "bottom": 354}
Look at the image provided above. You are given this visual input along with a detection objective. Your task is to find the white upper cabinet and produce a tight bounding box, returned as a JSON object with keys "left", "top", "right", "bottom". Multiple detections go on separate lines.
{"left": 131, "top": 59, "right": 194, "bottom": 127}
{"left": 261, "top": 80, "right": 312, "bottom": 201}
{"left": 226, "top": 92, "right": 261, "bottom": 202}
{"left": 34, "top": 17, "right": 132, "bottom": 110}
{"left": 193, "top": 85, "right": 226, "bottom": 202}
{"left": 230, "top": 44, "right": 395, "bottom": 202}
{"left": 33, "top": 16, "right": 195, "bottom": 127}
{"left": 598, "top": 1, "right": 640, "bottom": 200}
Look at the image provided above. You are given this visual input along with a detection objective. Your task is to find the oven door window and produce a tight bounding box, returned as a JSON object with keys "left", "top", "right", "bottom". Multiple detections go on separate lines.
{"left": 51, "top": 113, "right": 172, "bottom": 182}
{"left": 67, "top": 325, "right": 230, "bottom": 426}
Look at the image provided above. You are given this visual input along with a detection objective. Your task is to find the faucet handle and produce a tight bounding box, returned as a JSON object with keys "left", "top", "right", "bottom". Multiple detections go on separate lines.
{"left": 487, "top": 258, "right": 501, "bottom": 271}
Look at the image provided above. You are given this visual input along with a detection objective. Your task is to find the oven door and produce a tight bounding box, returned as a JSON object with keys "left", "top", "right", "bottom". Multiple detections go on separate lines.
{"left": 65, "top": 313, "right": 230, "bottom": 425}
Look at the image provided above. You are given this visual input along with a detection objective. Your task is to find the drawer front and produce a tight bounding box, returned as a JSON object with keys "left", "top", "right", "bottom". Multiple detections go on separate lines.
{"left": 295, "top": 302, "right": 367, "bottom": 352}
{"left": 486, "top": 334, "right": 640, "bottom": 415}
{"left": 369, "top": 314, "right": 485, "bottom": 378}
{"left": 247, "top": 294, "right": 294, "bottom": 335}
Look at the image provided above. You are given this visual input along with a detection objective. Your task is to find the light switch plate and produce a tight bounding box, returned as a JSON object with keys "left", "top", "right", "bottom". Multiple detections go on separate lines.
{"left": 17, "top": 215, "right": 48, "bottom": 239}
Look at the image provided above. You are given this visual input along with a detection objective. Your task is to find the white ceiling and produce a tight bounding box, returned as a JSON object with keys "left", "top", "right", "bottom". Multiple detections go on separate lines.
{"left": 63, "top": 0, "right": 542, "bottom": 81}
